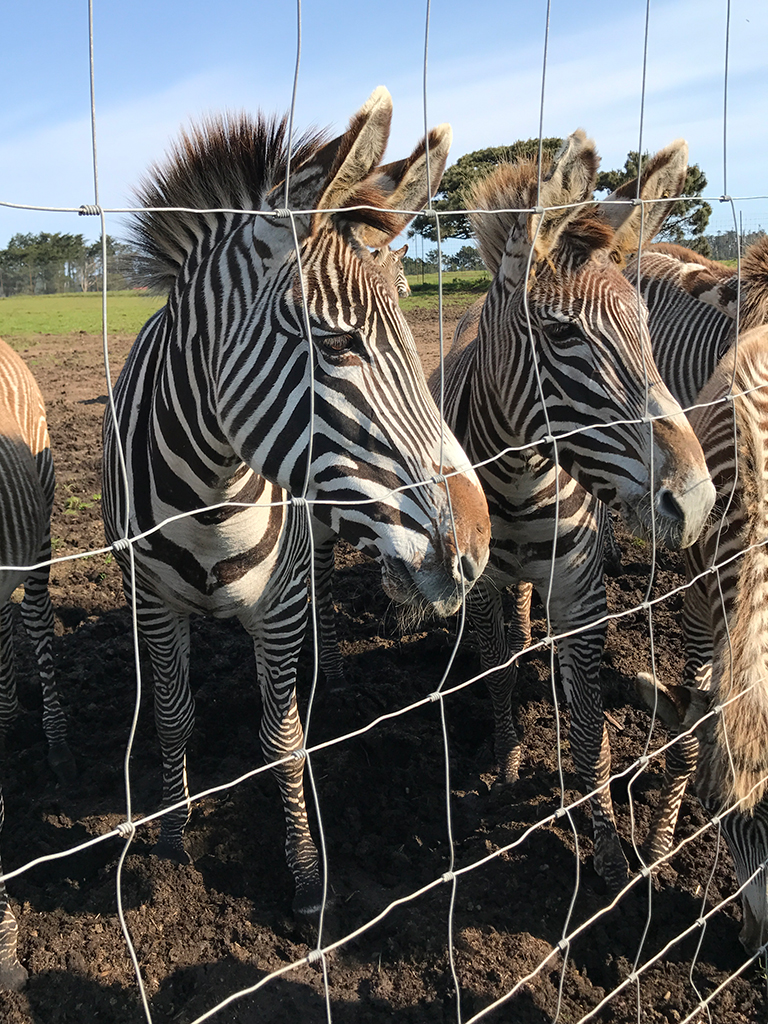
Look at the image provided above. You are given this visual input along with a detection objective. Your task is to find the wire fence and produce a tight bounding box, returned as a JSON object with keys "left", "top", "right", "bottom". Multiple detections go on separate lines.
{"left": 1, "top": 1, "right": 768, "bottom": 1022}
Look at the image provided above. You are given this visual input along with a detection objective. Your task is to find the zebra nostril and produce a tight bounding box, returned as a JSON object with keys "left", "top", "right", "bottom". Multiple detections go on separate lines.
{"left": 657, "top": 488, "right": 685, "bottom": 523}
{"left": 460, "top": 554, "right": 480, "bottom": 583}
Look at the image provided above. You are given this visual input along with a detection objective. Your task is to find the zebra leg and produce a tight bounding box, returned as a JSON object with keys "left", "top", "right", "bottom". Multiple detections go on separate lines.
{"left": 313, "top": 536, "right": 345, "bottom": 688}
{"left": 0, "top": 603, "right": 19, "bottom": 753}
{"left": 468, "top": 578, "right": 524, "bottom": 783}
{"left": 242, "top": 567, "right": 322, "bottom": 916}
{"left": 138, "top": 599, "right": 194, "bottom": 864}
{"left": 0, "top": 785, "right": 27, "bottom": 991}
{"left": 557, "top": 626, "right": 630, "bottom": 891}
{"left": 21, "top": 559, "right": 75, "bottom": 784}
{"left": 644, "top": 577, "right": 710, "bottom": 863}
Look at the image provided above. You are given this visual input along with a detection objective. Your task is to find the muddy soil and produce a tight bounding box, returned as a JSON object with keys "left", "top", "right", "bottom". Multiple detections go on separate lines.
{"left": 0, "top": 308, "right": 764, "bottom": 1023}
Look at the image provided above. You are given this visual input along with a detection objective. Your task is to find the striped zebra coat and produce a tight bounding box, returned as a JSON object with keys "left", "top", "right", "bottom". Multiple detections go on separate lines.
{"left": 637, "top": 327, "right": 768, "bottom": 953}
{"left": 102, "top": 88, "right": 490, "bottom": 915}
{"left": 0, "top": 338, "right": 72, "bottom": 992}
{"left": 433, "top": 132, "right": 714, "bottom": 890}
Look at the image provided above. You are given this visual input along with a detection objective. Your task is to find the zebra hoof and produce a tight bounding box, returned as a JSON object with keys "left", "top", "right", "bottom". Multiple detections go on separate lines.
{"left": 0, "top": 958, "right": 28, "bottom": 992}
{"left": 292, "top": 879, "right": 328, "bottom": 917}
{"left": 48, "top": 743, "right": 76, "bottom": 786}
{"left": 593, "top": 834, "right": 630, "bottom": 894}
{"left": 153, "top": 837, "right": 191, "bottom": 865}
{"left": 494, "top": 748, "right": 522, "bottom": 786}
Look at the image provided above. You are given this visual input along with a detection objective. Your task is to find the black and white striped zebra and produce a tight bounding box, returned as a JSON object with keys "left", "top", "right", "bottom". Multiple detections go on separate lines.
{"left": 637, "top": 326, "right": 768, "bottom": 952}
{"left": 433, "top": 131, "right": 714, "bottom": 889}
{"left": 102, "top": 88, "right": 490, "bottom": 914}
{"left": 372, "top": 243, "right": 410, "bottom": 297}
{"left": 0, "top": 338, "right": 73, "bottom": 991}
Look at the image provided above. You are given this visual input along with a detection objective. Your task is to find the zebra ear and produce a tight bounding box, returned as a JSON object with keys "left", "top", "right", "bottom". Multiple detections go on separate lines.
{"left": 527, "top": 130, "right": 600, "bottom": 262}
{"left": 597, "top": 140, "right": 689, "bottom": 255}
{"left": 264, "top": 87, "right": 393, "bottom": 234}
{"left": 352, "top": 125, "right": 453, "bottom": 247}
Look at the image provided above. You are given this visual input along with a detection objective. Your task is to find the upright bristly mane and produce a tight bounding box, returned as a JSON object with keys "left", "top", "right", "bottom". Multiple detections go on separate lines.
{"left": 468, "top": 153, "right": 609, "bottom": 276}
{"left": 692, "top": 329, "right": 768, "bottom": 811}
{"left": 130, "top": 112, "right": 329, "bottom": 292}
{"left": 740, "top": 235, "right": 768, "bottom": 331}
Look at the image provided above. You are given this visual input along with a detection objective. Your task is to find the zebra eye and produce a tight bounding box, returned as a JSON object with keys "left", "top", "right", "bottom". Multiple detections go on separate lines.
{"left": 323, "top": 334, "right": 352, "bottom": 351}
{"left": 544, "top": 321, "right": 577, "bottom": 342}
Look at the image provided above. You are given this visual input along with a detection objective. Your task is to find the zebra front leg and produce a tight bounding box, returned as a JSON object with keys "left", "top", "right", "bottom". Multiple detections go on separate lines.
{"left": 643, "top": 576, "right": 711, "bottom": 863}
{"left": 21, "top": 562, "right": 75, "bottom": 784}
{"left": 558, "top": 628, "right": 630, "bottom": 891}
{"left": 0, "top": 785, "right": 27, "bottom": 992}
{"left": 312, "top": 535, "right": 345, "bottom": 688}
{"left": 245, "top": 585, "right": 323, "bottom": 915}
{"left": 469, "top": 579, "right": 524, "bottom": 783}
{"left": 138, "top": 600, "right": 194, "bottom": 863}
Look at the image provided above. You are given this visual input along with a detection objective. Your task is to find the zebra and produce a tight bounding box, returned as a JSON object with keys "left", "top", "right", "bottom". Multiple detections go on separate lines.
{"left": 430, "top": 131, "right": 714, "bottom": 890}
{"left": 0, "top": 337, "right": 73, "bottom": 991}
{"left": 591, "top": 150, "right": 768, "bottom": 865}
{"left": 636, "top": 326, "right": 768, "bottom": 952}
{"left": 372, "top": 242, "right": 411, "bottom": 297}
{"left": 622, "top": 235, "right": 768, "bottom": 409}
{"left": 101, "top": 88, "right": 491, "bottom": 916}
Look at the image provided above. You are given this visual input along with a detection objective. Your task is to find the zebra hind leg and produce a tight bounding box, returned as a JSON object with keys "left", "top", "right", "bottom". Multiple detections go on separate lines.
{"left": 21, "top": 562, "right": 75, "bottom": 784}
{"left": 0, "top": 786, "right": 27, "bottom": 991}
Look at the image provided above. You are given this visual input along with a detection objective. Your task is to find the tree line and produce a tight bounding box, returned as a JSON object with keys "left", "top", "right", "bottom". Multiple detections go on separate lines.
{"left": 0, "top": 233, "right": 143, "bottom": 296}
{"left": 2, "top": 145, "right": 763, "bottom": 296}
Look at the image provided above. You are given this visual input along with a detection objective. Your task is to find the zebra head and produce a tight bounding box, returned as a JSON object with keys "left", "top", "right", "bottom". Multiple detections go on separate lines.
{"left": 468, "top": 130, "right": 714, "bottom": 550}
{"left": 131, "top": 88, "right": 489, "bottom": 617}
{"left": 371, "top": 243, "right": 411, "bottom": 297}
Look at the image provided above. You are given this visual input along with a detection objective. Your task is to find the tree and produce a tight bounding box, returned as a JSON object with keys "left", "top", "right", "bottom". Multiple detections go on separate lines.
{"left": 595, "top": 151, "right": 712, "bottom": 256}
{"left": 409, "top": 138, "right": 564, "bottom": 244}
{"left": 444, "top": 244, "right": 485, "bottom": 272}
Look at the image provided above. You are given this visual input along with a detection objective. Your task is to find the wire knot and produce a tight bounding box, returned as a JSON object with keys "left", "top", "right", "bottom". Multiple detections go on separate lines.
{"left": 117, "top": 821, "right": 136, "bottom": 839}
{"left": 432, "top": 473, "right": 448, "bottom": 487}
{"left": 719, "top": 195, "right": 732, "bottom": 204}
{"left": 428, "top": 691, "right": 442, "bottom": 703}
{"left": 111, "top": 537, "right": 131, "bottom": 553}
{"left": 78, "top": 204, "right": 102, "bottom": 216}
{"left": 291, "top": 748, "right": 308, "bottom": 761}
{"left": 441, "top": 870, "right": 455, "bottom": 884}
{"left": 272, "top": 208, "right": 291, "bottom": 219}
{"left": 291, "top": 496, "right": 308, "bottom": 509}
{"left": 306, "top": 948, "right": 324, "bottom": 964}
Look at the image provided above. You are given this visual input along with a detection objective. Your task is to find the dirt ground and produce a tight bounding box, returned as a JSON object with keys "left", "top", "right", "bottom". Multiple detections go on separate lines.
{"left": 0, "top": 306, "right": 765, "bottom": 1023}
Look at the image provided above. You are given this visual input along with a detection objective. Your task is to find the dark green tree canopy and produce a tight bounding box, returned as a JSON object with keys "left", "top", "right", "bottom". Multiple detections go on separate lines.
{"left": 595, "top": 151, "right": 712, "bottom": 256}
{"left": 410, "top": 138, "right": 564, "bottom": 243}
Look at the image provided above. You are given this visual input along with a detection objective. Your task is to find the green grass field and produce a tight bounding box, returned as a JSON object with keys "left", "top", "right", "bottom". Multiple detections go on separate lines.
{"left": 0, "top": 275, "right": 491, "bottom": 341}
{"left": 0, "top": 291, "right": 165, "bottom": 344}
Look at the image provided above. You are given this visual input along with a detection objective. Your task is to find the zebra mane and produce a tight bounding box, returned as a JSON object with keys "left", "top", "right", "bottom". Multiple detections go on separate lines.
{"left": 691, "top": 328, "right": 768, "bottom": 811}
{"left": 468, "top": 156, "right": 611, "bottom": 276}
{"left": 740, "top": 235, "right": 768, "bottom": 331}
{"left": 130, "top": 112, "right": 329, "bottom": 292}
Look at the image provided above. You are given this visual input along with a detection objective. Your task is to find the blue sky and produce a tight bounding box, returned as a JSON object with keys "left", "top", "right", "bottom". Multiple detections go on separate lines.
{"left": 1, "top": 0, "right": 766, "bottom": 250}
